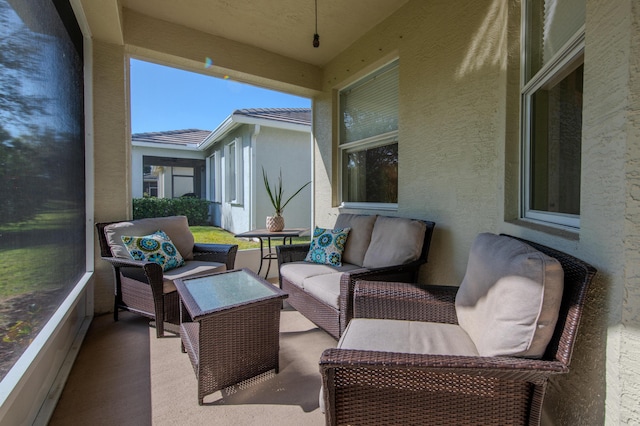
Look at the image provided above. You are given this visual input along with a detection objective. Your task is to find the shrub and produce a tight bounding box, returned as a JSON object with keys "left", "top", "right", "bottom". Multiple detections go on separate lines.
{"left": 132, "top": 197, "right": 211, "bottom": 225}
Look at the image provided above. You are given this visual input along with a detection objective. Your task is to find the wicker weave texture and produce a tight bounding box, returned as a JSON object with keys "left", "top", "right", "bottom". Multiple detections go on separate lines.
{"left": 177, "top": 269, "right": 288, "bottom": 405}
{"left": 277, "top": 218, "right": 436, "bottom": 339}
{"left": 96, "top": 220, "right": 238, "bottom": 338}
{"left": 320, "top": 235, "right": 597, "bottom": 426}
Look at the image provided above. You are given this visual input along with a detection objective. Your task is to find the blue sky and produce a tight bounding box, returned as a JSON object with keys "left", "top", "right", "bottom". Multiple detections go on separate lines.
{"left": 129, "top": 59, "right": 311, "bottom": 134}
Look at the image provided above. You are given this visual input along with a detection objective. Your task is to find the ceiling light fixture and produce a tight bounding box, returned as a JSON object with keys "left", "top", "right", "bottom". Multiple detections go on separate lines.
{"left": 313, "top": 0, "right": 320, "bottom": 48}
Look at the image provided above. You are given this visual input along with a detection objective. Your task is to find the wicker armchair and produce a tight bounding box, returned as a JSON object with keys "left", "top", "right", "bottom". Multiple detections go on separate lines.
{"left": 96, "top": 216, "right": 238, "bottom": 337}
{"left": 319, "top": 234, "right": 597, "bottom": 425}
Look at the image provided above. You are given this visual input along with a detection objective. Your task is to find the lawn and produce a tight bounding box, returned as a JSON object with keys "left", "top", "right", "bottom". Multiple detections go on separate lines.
{"left": 0, "top": 220, "right": 308, "bottom": 299}
{"left": 190, "top": 226, "right": 310, "bottom": 249}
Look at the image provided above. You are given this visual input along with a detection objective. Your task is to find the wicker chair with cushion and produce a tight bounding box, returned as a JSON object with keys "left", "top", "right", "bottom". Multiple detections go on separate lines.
{"left": 96, "top": 216, "right": 238, "bottom": 337}
{"left": 319, "top": 233, "right": 597, "bottom": 426}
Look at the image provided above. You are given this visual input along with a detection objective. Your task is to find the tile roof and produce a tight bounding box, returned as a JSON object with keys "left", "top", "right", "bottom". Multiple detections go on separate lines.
{"left": 131, "top": 108, "right": 311, "bottom": 147}
{"left": 131, "top": 129, "right": 211, "bottom": 146}
{"left": 233, "top": 108, "right": 311, "bottom": 126}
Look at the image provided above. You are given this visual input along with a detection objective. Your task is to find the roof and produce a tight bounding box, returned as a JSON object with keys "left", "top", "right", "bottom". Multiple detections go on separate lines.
{"left": 131, "top": 108, "right": 312, "bottom": 150}
{"left": 232, "top": 108, "right": 311, "bottom": 126}
{"left": 131, "top": 129, "right": 211, "bottom": 146}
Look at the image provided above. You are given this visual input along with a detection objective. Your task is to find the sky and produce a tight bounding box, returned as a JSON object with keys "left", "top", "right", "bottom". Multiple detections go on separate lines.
{"left": 129, "top": 59, "right": 311, "bottom": 134}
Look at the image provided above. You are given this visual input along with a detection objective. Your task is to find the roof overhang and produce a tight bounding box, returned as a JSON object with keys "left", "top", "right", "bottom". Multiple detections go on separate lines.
{"left": 131, "top": 141, "right": 203, "bottom": 151}
{"left": 198, "top": 112, "right": 310, "bottom": 150}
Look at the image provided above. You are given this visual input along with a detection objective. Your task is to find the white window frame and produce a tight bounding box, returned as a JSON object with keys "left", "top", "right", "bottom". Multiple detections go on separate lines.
{"left": 225, "top": 138, "right": 242, "bottom": 204}
{"left": 340, "top": 131, "right": 399, "bottom": 211}
{"left": 520, "top": 3, "right": 585, "bottom": 229}
{"left": 338, "top": 59, "right": 399, "bottom": 210}
{"left": 209, "top": 151, "right": 221, "bottom": 203}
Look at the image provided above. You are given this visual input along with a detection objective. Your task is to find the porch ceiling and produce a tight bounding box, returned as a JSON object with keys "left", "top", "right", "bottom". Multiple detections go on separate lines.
{"left": 80, "top": 0, "right": 409, "bottom": 67}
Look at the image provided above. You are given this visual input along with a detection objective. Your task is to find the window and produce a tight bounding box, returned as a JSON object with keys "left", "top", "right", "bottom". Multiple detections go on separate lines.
{"left": 172, "top": 166, "right": 195, "bottom": 197}
{"left": 225, "top": 138, "right": 242, "bottom": 203}
{"left": 521, "top": 0, "right": 585, "bottom": 228}
{"left": 339, "top": 60, "right": 399, "bottom": 208}
{"left": 0, "top": 0, "right": 85, "bottom": 381}
{"left": 143, "top": 165, "right": 159, "bottom": 197}
{"left": 209, "top": 151, "right": 221, "bottom": 203}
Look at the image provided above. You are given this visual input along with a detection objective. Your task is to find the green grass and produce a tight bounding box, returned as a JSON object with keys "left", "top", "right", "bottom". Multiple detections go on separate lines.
{"left": 0, "top": 222, "right": 308, "bottom": 299}
{"left": 0, "top": 203, "right": 80, "bottom": 233}
{"left": 0, "top": 245, "right": 63, "bottom": 298}
{"left": 0, "top": 207, "right": 80, "bottom": 298}
{"left": 189, "top": 226, "right": 310, "bottom": 249}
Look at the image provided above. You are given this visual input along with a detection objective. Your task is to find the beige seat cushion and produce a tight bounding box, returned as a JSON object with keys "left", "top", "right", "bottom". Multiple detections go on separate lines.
{"left": 121, "top": 261, "right": 226, "bottom": 293}
{"left": 302, "top": 273, "right": 343, "bottom": 309}
{"left": 320, "top": 317, "right": 478, "bottom": 413}
{"left": 279, "top": 261, "right": 363, "bottom": 288}
{"left": 362, "top": 216, "right": 426, "bottom": 268}
{"left": 162, "top": 261, "right": 226, "bottom": 293}
{"left": 104, "top": 216, "right": 195, "bottom": 260}
{"left": 334, "top": 214, "right": 377, "bottom": 267}
{"left": 455, "top": 233, "right": 564, "bottom": 358}
{"left": 338, "top": 318, "right": 479, "bottom": 356}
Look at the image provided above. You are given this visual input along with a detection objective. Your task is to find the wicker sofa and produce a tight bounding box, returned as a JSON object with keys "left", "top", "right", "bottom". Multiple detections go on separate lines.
{"left": 96, "top": 215, "right": 238, "bottom": 337}
{"left": 319, "top": 233, "right": 597, "bottom": 425}
{"left": 277, "top": 214, "right": 435, "bottom": 339}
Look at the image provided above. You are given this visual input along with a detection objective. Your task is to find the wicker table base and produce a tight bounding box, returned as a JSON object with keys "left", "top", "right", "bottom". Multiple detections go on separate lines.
{"left": 176, "top": 269, "right": 288, "bottom": 405}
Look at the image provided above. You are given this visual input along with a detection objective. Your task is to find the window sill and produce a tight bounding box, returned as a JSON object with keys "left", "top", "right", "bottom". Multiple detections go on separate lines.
{"left": 505, "top": 218, "right": 579, "bottom": 241}
{"left": 340, "top": 202, "right": 398, "bottom": 212}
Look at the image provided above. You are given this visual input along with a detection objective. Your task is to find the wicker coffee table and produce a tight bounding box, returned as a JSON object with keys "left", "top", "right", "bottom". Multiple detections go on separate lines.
{"left": 175, "top": 268, "right": 288, "bottom": 405}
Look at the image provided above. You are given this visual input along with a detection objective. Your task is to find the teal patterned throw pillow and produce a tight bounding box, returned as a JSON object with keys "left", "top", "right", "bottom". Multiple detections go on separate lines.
{"left": 121, "top": 230, "right": 185, "bottom": 272}
{"left": 305, "top": 227, "right": 351, "bottom": 267}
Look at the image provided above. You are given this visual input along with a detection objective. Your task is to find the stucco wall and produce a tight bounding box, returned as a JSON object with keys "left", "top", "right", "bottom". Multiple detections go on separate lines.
{"left": 204, "top": 125, "right": 311, "bottom": 234}
{"left": 85, "top": 0, "right": 640, "bottom": 423}
{"left": 92, "top": 40, "right": 131, "bottom": 314}
{"left": 313, "top": 0, "right": 638, "bottom": 424}
{"left": 316, "top": 0, "right": 510, "bottom": 284}
{"left": 206, "top": 126, "right": 252, "bottom": 234}
{"left": 254, "top": 126, "right": 312, "bottom": 231}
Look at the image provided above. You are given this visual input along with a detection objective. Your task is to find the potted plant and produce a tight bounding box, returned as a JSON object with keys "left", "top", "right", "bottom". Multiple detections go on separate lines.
{"left": 262, "top": 167, "right": 311, "bottom": 232}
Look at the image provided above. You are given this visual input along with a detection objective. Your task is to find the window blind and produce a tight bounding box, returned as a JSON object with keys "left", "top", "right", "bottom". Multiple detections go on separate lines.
{"left": 340, "top": 60, "right": 399, "bottom": 144}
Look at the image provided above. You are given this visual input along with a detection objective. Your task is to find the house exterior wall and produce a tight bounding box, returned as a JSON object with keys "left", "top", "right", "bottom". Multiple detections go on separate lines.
{"left": 254, "top": 126, "right": 312, "bottom": 231}
{"left": 204, "top": 124, "right": 311, "bottom": 234}
{"left": 312, "top": 0, "right": 639, "bottom": 424}
{"left": 205, "top": 126, "right": 251, "bottom": 234}
{"left": 85, "top": 0, "right": 640, "bottom": 423}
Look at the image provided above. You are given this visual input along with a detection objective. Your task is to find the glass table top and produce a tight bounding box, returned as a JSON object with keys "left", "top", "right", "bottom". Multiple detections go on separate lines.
{"left": 182, "top": 269, "right": 279, "bottom": 313}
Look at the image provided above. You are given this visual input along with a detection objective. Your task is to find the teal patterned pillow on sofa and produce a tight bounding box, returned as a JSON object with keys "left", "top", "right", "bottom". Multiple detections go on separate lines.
{"left": 121, "top": 230, "right": 185, "bottom": 272}
{"left": 305, "top": 227, "right": 351, "bottom": 267}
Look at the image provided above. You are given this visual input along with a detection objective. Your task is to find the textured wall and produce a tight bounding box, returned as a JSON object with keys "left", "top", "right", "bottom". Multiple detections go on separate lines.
{"left": 84, "top": 0, "right": 640, "bottom": 422}
{"left": 313, "top": 0, "right": 639, "bottom": 424}
{"left": 92, "top": 40, "right": 131, "bottom": 314}
{"left": 317, "top": 0, "right": 511, "bottom": 283}
{"left": 254, "top": 126, "right": 312, "bottom": 231}
{"left": 580, "top": 0, "right": 640, "bottom": 424}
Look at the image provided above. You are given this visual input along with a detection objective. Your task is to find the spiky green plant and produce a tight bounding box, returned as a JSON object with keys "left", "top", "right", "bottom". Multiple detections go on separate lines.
{"left": 262, "top": 167, "right": 311, "bottom": 216}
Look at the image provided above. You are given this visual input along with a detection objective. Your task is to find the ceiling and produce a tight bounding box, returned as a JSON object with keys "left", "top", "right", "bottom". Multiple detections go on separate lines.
{"left": 86, "top": 0, "right": 409, "bottom": 67}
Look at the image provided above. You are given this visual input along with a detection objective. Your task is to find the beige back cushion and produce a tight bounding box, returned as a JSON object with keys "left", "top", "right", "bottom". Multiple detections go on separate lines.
{"left": 333, "top": 214, "right": 377, "bottom": 266}
{"left": 455, "top": 233, "right": 564, "bottom": 358}
{"left": 362, "top": 216, "right": 426, "bottom": 268}
{"left": 104, "top": 216, "right": 195, "bottom": 260}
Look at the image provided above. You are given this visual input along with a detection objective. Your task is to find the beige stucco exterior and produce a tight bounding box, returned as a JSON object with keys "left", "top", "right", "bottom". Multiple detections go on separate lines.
{"left": 85, "top": 0, "right": 639, "bottom": 424}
